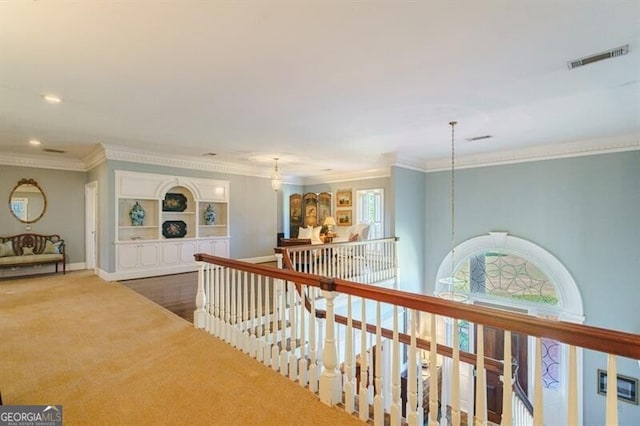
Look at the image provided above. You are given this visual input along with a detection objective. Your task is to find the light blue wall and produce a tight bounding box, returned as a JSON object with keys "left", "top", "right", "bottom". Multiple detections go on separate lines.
{"left": 424, "top": 151, "right": 640, "bottom": 424}
{"left": 391, "top": 166, "right": 426, "bottom": 293}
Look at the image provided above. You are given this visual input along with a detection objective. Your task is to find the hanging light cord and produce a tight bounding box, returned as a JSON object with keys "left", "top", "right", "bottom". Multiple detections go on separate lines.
{"left": 449, "top": 121, "right": 457, "bottom": 288}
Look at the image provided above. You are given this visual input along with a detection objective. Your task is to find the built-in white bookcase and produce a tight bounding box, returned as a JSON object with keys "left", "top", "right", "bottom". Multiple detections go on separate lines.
{"left": 114, "top": 170, "right": 230, "bottom": 279}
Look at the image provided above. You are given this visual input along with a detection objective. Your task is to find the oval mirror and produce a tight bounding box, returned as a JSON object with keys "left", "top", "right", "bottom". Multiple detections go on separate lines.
{"left": 8, "top": 178, "right": 47, "bottom": 224}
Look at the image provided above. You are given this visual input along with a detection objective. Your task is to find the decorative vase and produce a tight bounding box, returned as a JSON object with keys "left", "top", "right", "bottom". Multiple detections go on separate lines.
{"left": 130, "top": 201, "right": 145, "bottom": 226}
{"left": 204, "top": 204, "right": 216, "bottom": 225}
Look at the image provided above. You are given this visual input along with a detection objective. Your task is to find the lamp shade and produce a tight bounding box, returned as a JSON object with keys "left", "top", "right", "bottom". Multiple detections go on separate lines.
{"left": 323, "top": 216, "right": 336, "bottom": 226}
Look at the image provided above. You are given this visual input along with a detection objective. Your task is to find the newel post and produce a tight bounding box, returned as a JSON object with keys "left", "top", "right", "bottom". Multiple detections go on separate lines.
{"left": 194, "top": 260, "right": 207, "bottom": 329}
{"left": 319, "top": 277, "right": 340, "bottom": 405}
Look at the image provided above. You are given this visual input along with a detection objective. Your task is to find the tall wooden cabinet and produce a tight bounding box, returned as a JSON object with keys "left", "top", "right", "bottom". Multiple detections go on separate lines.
{"left": 114, "top": 170, "right": 230, "bottom": 279}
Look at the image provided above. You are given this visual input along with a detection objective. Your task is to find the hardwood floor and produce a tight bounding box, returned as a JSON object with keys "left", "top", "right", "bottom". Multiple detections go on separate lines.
{"left": 120, "top": 272, "right": 198, "bottom": 322}
{"left": 120, "top": 262, "right": 278, "bottom": 323}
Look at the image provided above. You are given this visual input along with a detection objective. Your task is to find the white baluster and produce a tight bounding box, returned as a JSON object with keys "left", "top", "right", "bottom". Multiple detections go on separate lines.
{"left": 407, "top": 309, "right": 418, "bottom": 426}
{"left": 249, "top": 272, "right": 256, "bottom": 358}
{"left": 533, "top": 337, "right": 543, "bottom": 426}
{"left": 501, "top": 330, "right": 513, "bottom": 426}
{"left": 242, "top": 271, "right": 249, "bottom": 353}
{"left": 223, "top": 267, "right": 230, "bottom": 342}
{"left": 213, "top": 266, "right": 220, "bottom": 337}
{"left": 428, "top": 313, "right": 438, "bottom": 426}
{"left": 390, "top": 306, "right": 401, "bottom": 426}
{"left": 289, "top": 280, "right": 298, "bottom": 381}
{"left": 279, "top": 279, "right": 288, "bottom": 376}
{"left": 231, "top": 269, "right": 238, "bottom": 347}
{"left": 256, "top": 275, "right": 264, "bottom": 362}
{"left": 567, "top": 345, "right": 577, "bottom": 426}
{"left": 359, "top": 297, "right": 369, "bottom": 421}
{"left": 298, "top": 284, "right": 307, "bottom": 387}
{"left": 475, "top": 324, "right": 486, "bottom": 426}
{"left": 309, "top": 287, "right": 318, "bottom": 393}
{"left": 319, "top": 288, "right": 339, "bottom": 405}
{"left": 194, "top": 261, "right": 207, "bottom": 329}
{"left": 606, "top": 354, "right": 618, "bottom": 425}
{"left": 374, "top": 301, "right": 383, "bottom": 425}
{"left": 448, "top": 318, "right": 460, "bottom": 426}
{"left": 345, "top": 295, "right": 356, "bottom": 414}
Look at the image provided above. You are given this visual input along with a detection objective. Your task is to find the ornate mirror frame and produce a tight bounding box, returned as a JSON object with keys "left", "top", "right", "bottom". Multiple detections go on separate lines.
{"left": 8, "top": 178, "right": 48, "bottom": 224}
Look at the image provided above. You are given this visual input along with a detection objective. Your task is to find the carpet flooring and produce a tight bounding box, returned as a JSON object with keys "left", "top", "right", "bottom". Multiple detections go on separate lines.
{"left": 0, "top": 271, "right": 362, "bottom": 425}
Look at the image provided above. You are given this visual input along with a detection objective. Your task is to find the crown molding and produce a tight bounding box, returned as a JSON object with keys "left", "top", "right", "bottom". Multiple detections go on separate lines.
{"left": 101, "top": 144, "right": 264, "bottom": 177}
{"left": 424, "top": 134, "right": 640, "bottom": 172}
{"left": 83, "top": 145, "right": 108, "bottom": 170}
{"left": 382, "top": 153, "right": 427, "bottom": 172}
{"left": 303, "top": 167, "right": 390, "bottom": 185}
{"left": 0, "top": 151, "right": 87, "bottom": 171}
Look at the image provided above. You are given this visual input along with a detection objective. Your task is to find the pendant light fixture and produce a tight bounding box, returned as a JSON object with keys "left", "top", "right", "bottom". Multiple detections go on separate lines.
{"left": 438, "top": 121, "right": 467, "bottom": 302}
{"left": 271, "top": 158, "right": 282, "bottom": 192}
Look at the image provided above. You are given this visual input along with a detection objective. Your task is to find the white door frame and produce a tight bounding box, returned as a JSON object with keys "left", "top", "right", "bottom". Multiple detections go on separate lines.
{"left": 85, "top": 181, "right": 98, "bottom": 271}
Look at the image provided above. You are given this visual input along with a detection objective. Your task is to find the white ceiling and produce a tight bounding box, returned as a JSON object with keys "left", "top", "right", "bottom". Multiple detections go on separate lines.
{"left": 1, "top": 1, "right": 638, "bottom": 178}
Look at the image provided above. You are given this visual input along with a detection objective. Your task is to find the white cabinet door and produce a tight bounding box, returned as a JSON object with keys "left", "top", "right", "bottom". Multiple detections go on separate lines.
{"left": 179, "top": 241, "right": 197, "bottom": 263}
{"left": 117, "top": 243, "right": 159, "bottom": 270}
{"left": 196, "top": 239, "right": 215, "bottom": 255}
{"left": 162, "top": 240, "right": 198, "bottom": 265}
{"left": 117, "top": 244, "right": 140, "bottom": 269}
{"left": 213, "top": 239, "right": 229, "bottom": 257}
{"left": 197, "top": 238, "right": 229, "bottom": 257}
{"left": 139, "top": 244, "right": 159, "bottom": 267}
{"left": 162, "top": 242, "right": 181, "bottom": 265}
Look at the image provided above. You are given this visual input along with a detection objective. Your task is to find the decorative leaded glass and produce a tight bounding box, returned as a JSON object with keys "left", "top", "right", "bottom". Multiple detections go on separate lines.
{"left": 452, "top": 250, "right": 561, "bottom": 390}
{"left": 453, "top": 251, "right": 558, "bottom": 305}
{"left": 541, "top": 338, "right": 561, "bottom": 390}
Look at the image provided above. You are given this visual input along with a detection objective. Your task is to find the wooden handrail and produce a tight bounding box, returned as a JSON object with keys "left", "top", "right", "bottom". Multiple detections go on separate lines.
{"left": 513, "top": 361, "right": 534, "bottom": 416}
{"left": 274, "top": 249, "right": 504, "bottom": 371}
{"left": 195, "top": 253, "right": 640, "bottom": 360}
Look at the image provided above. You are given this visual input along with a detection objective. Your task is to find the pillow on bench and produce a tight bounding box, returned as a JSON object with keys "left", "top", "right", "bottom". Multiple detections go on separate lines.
{"left": 43, "top": 240, "right": 63, "bottom": 254}
{"left": 0, "top": 241, "right": 16, "bottom": 257}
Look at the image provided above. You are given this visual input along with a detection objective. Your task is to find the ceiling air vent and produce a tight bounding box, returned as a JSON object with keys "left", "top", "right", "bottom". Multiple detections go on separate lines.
{"left": 466, "top": 135, "right": 493, "bottom": 142}
{"left": 568, "top": 45, "right": 629, "bottom": 70}
{"left": 42, "top": 148, "right": 67, "bottom": 154}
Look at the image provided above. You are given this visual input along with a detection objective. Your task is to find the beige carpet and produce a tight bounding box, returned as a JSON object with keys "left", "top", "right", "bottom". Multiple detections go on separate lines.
{"left": 0, "top": 271, "right": 362, "bottom": 425}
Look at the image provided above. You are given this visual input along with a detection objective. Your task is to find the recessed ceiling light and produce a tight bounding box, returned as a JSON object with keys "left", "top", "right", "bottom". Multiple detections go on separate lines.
{"left": 41, "top": 94, "right": 63, "bottom": 104}
{"left": 29, "top": 139, "right": 41, "bottom": 146}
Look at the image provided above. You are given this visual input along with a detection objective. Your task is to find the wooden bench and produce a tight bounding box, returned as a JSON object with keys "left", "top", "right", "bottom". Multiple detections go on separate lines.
{"left": 0, "top": 234, "right": 66, "bottom": 274}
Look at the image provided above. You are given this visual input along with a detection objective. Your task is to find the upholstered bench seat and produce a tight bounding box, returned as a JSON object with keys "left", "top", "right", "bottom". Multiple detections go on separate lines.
{"left": 0, "top": 234, "right": 66, "bottom": 274}
{"left": 0, "top": 253, "right": 64, "bottom": 266}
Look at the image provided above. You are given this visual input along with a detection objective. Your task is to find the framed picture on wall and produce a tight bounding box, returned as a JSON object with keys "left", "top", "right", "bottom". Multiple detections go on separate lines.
{"left": 336, "top": 209, "right": 352, "bottom": 226}
{"left": 336, "top": 190, "right": 352, "bottom": 207}
{"left": 597, "top": 369, "right": 639, "bottom": 405}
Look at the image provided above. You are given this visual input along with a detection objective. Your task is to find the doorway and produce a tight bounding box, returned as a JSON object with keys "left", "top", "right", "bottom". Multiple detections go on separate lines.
{"left": 85, "top": 181, "right": 98, "bottom": 271}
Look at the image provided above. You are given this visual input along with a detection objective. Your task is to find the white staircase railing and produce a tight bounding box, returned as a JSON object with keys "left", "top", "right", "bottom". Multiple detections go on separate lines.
{"left": 193, "top": 252, "right": 640, "bottom": 426}
{"left": 278, "top": 237, "right": 398, "bottom": 286}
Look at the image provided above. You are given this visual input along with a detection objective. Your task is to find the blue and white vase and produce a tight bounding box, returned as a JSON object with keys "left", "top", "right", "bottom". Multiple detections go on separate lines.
{"left": 204, "top": 204, "right": 216, "bottom": 225}
{"left": 130, "top": 201, "right": 145, "bottom": 226}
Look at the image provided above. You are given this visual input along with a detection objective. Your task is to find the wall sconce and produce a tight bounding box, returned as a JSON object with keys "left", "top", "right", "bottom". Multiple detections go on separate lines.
{"left": 271, "top": 158, "right": 282, "bottom": 192}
